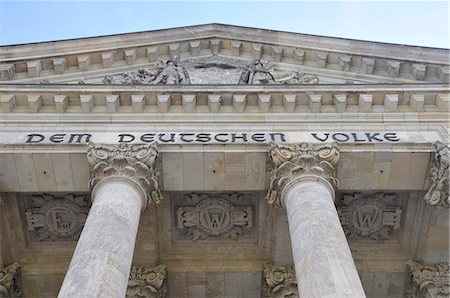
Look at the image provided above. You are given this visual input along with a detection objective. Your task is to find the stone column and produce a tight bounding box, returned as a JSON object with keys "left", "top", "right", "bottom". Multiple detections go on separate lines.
{"left": 58, "top": 144, "right": 162, "bottom": 298}
{"left": 266, "top": 143, "right": 365, "bottom": 297}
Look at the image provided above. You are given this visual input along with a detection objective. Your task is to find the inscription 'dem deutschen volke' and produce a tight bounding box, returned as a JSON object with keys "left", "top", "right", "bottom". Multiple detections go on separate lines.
{"left": 24, "top": 132, "right": 400, "bottom": 144}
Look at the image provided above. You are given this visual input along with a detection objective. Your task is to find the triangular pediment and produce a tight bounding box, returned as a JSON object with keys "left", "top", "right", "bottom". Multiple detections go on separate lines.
{"left": 0, "top": 24, "right": 448, "bottom": 84}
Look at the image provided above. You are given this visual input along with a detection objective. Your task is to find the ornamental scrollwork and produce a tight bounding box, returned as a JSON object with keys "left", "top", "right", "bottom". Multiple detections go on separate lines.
{"left": 176, "top": 193, "right": 253, "bottom": 240}
{"left": 337, "top": 193, "right": 402, "bottom": 240}
{"left": 263, "top": 263, "right": 298, "bottom": 298}
{"left": 266, "top": 142, "right": 340, "bottom": 208}
{"left": 406, "top": 261, "right": 449, "bottom": 298}
{"left": 126, "top": 264, "right": 167, "bottom": 298}
{"left": 25, "top": 194, "right": 89, "bottom": 241}
{"left": 423, "top": 141, "right": 449, "bottom": 208}
{"left": 0, "top": 263, "right": 22, "bottom": 298}
{"left": 87, "top": 143, "right": 162, "bottom": 208}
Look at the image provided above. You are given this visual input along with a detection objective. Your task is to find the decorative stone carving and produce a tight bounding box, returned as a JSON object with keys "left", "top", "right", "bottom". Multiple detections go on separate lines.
{"left": 424, "top": 141, "right": 449, "bottom": 208}
{"left": 176, "top": 193, "right": 253, "bottom": 240}
{"left": 0, "top": 263, "right": 22, "bottom": 298}
{"left": 337, "top": 193, "right": 402, "bottom": 240}
{"left": 87, "top": 143, "right": 162, "bottom": 208}
{"left": 406, "top": 261, "right": 450, "bottom": 298}
{"left": 25, "top": 194, "right": 89, "bottom": 241}
{"left": 127, "top": 264, "right": 167, "bottom": 298}
{"left": 102, "top": 56, "right": 319, "bottom": 85}
{"left": 263, "top": 263, "right": 298, "bottom": 298}
{"left": 266, "top": 142, "right": 340, "bottom": 208}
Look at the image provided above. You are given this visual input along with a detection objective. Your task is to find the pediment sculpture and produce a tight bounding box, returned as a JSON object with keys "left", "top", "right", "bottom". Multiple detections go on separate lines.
{"left": 102, "top": 56, "right": 319, "bottom": 85}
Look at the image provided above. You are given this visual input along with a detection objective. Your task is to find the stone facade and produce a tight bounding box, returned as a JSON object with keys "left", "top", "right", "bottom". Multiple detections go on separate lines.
{"left": 0, "top": 24, "right": 448, "bottom": 297}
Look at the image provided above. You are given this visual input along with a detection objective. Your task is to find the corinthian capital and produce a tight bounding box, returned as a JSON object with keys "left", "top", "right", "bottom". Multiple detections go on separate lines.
{"left": 127, "top": 264, "right": 167, "bottom": 297}
{"left": 87, "top": 143, "right": 162, "bottom": 208}
{"left": 263, "top": 263, "right": 298, "bottom": 298}
{"left": 0, "top": 262, "right": 22, "bottom": 298}
{"left": 406, "top": 261, "right": 449, "bottom": 297}
{"left": 266, "top": 142, "right": 340, "bottom": 208}
{"left": 423, "top": 141, "right": 449, "bottom": 208}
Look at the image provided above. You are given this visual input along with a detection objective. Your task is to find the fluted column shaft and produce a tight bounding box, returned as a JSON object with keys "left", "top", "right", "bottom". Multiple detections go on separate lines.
{"left": 266, "top": 143, "right": 365, "bottom": 297}
{"left": 58, "top": 144, "right": 161, "bottom": 298}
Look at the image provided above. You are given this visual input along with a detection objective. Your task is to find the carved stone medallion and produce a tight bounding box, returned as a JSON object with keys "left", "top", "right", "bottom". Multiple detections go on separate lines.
{"left": 176, "top": 193, "right": 253, "bottom": 240}
{"left": 337, "top": 193, "right": 402, "bottom": 240}
{"left": 0, "top": 263, "right": 22, "bottom": 298}
{"left": 406, "top": 261, "right": 450, "bottom": 297}
{"left": 25, "top": 194, "right": 89, "bottom": 241}
{"left": 263, "top": 263, "right": 298, "bottom": 298}
{"left": 127, "top": 264, "right": 167, "bottom": 298}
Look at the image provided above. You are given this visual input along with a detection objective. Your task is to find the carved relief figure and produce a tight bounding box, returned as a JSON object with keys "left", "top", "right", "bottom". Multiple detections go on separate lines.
{"left": 102, "top": 57, "right": 320, "bottom": 85}
{"left": 239, "top": 59, "right": 275, "bottom": 84}
{"left": 151, "top": 60, "right": 190, "bottom": 84}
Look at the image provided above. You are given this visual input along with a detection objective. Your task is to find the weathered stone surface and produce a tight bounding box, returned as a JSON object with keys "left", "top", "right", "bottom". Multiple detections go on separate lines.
{"left": 176, "top": 193, "right": 252, "bottom": 240}
{"left": 406, "top": 261, "right": 449, "bottom": 297}
{"left": 127, "top": 264, "right": 167, "bottom": 298}
{"left": 263, "top": 263, "right": 297, "bottom": 298}
{"left": 423, "top": 141, "right": 449, "bottom": 208}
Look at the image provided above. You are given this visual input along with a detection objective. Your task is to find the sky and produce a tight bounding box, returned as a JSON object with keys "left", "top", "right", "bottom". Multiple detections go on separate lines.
{"left": 0, "top": 1, "right": 448, "bottom": 48}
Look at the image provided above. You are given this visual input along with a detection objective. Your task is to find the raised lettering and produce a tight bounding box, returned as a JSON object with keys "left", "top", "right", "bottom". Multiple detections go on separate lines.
{"left": 118, "top": 134, "right": 135, "bottom": 143}
{"left": 251, "top": 133, "right": 266, "bottom": 142}
{"left": 50, "top": 134, "right": 66, "bottom": 143}
{"left": 140, "top": 134, "right": 155, "bottom": 142}
{"left": 196, "top": 133, "right": 211, "bottom": 143}
{"left": 26, "top": 134, "right": 45, "bottom": 144}
{"left": 332, "top": 133, "right": 350, "bottom": 142}
{"left": 231, "top": 133, "right": 248, "bottom": 143}
{"left": 68, "top": 133, "right": 91, "bottom": 143}
{"left": 365, "top": 133, "right": 383, "bottom": 142}
{"left": 384, "top": 132, "right": 400, "bottom": 142}
{"left": 270, "top": 133, "right": 286, "bottom": 142}
{"left": 311, "top": 133, "right": 329, "bottom": 142}
{"left": 180, "top": 133, "right": 195, "bottom": 142}
{"left": 351, "top": 133, "right": 366, "bottom": 142}
{"left": 214, "top": 133, "right": 229, "bottom": 143}
{"left": 158, "top": 133, "right": 175, "bottom": 143}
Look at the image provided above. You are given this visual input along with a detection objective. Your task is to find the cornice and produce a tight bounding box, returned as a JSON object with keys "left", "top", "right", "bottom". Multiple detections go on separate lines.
{"left": 1, "top": 25, "right": 448, "bottom": 84}
{"left": 0, "top": 84, "right": 448, "bottom": 115}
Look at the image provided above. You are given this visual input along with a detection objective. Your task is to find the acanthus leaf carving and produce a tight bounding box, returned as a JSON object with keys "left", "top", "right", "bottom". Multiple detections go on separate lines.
{"left": 0, "top": 263, "right": 22, "bottom": 298}
{"left": 337, "top": 193, "right": 402, "bottom": 240}
{"left": 176, "top": 193, "right": 253, "bottom": 240}
{"left": 263, "top": 263, "right": 298, "bottom": 298}
{"left": 87, "top": 143, "right": 162, "bottom": 208}
{"left": 127, "top": 264, "right": 167, "bottom": 298}
{"left": 406, "top": 261, "right": 450, "bottom": 298}
{"left": 266, "top": 142, "right": 340, "bottom": 208}
{"left": 25, "top": 194, "right": 89, "bottom": 241}
{"left": 424, "top": 141, "right": 449, "bottom": 208}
